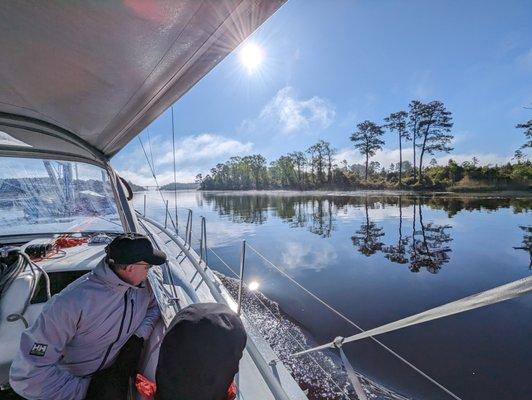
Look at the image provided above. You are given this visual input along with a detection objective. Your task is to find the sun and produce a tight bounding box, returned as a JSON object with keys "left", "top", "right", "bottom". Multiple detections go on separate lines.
{"left": 239, "top": 43, "right": 264, "bottom": 74}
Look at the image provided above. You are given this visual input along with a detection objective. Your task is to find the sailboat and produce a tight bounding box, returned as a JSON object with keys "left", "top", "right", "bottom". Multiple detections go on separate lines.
{"left": 1, "top": 2, "right": 531, "bottom": 400}
{"left": 0, "top": 1, "right": 308, "bottom": 399}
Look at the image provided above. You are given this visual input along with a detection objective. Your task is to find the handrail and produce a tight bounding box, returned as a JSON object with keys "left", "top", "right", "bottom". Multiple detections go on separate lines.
{"left": 199, "top": 216, "right": 208, "bottom": 266}
{"left": 184, "top": 209, "right": 192, "bottom": 247}
{"left": 137, "top": 214, "right": 292, "bottom": 400}
{"left": 237, "top": 240, "right": 246, "bottom": 315}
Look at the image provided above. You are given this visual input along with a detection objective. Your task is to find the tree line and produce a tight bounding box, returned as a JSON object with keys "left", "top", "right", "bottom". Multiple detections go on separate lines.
{"left": 198, "top": 100, "right": 531, "bottom": 191}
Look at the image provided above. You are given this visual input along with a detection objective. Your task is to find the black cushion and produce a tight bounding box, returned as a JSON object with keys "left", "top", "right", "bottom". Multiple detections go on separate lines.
{"left": 156, "top": 303, "right": 247, "bottom": 400}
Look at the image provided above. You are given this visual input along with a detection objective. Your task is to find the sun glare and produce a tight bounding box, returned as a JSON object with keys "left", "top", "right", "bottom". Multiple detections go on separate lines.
{"left": 239, "top": 43, "right": 264, "bottom": 74}
{"left": 248, "top": 281, "right": 260, "bottom": 291}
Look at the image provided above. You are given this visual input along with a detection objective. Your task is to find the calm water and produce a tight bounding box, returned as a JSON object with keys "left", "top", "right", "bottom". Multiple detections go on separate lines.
{"left": 133, "top": 190, "right": 531, "bottom": 400}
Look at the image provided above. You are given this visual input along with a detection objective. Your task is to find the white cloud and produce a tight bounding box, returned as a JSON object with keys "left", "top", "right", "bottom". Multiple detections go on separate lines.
{"left": 156, "top": 134, "right": 252, "bottom": 166}
{"left": 280, "top": 241, "right": 337, "bottom": 273}
{"left": 434, "top": 153, "right": 511, "bottom": 166}
{"left": 257, "top": 86, "right": 336, "bottom": 133}
{"left": 335, "top": 147, "right": 511, "bottom": 168}
{"left": 115, "top": 133, "right": 253, "bottom": 185}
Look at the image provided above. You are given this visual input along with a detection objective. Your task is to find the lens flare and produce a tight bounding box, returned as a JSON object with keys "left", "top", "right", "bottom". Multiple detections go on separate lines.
{"left": 239, "top": 43, "right": 264, "bottom": 74}
{"left": 248, "top": 281, "right": 260, "bottom": 291}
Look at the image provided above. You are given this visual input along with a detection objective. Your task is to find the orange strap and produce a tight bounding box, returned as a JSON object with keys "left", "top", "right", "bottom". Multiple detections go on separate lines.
{"left": 135, "top": 374, "right": 157, "bottom": 400}
{"left": 135, "top": 374, "right": 237, "bottom": 400}
{"left": 226, "top": 381, "right": 238, "bottom": 400}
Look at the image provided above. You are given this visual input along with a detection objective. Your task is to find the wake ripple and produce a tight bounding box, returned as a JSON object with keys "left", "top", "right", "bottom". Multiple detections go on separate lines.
{"left": 216, "top": 273, "right": 408, "bottom": 400}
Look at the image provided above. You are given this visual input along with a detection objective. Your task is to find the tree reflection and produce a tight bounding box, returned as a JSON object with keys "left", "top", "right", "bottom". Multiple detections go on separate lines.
{"left": 287, "top": 199, "right": 307, "bottom": 228}
{"left": 308, "top": 199, "right": 335, "bottom": 238}
{"left": 513, "top": 225, "right": 531, "bottom": 269}
{"left": 409, "top": 200, "right": 452, "bottom": 273}
{"left": 351, "top": 197, "right": 385, "bottom": 256}
{"left": 200, "top": 193, "right": 530, "bottom": 274}
{"left": 351, "top": 196, "right": 453, "bottom": 273}
{"left": 382, "top": 196, "right": 409, "bottom": 264}
{"left": 203, "top": 194, "right": 269, "bottom": 224}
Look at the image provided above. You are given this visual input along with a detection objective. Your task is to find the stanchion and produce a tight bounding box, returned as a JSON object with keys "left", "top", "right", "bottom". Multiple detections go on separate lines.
{"left": 237, "top": 240, "right": 246, "bottom": 315}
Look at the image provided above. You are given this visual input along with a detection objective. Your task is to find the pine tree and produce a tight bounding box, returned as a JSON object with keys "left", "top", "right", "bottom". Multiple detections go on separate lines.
{"left": 350, "top": 121, "right": 385, "bottom": 181}
{"left": 385, "top": 111, "right": 409, "bottom": 186}
{"left": 408, "top": 101, "right": 424, "bottom": 180}
{"left": 516, "top": 120, "right": 532, "bottom": 150}
{"left": 417, "top": 101, "right": 453, "bottom": 182}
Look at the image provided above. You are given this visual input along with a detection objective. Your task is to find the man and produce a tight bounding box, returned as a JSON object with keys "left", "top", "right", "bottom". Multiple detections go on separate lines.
{"left": 9, "top": 234, "right": 166, "bottom": 400}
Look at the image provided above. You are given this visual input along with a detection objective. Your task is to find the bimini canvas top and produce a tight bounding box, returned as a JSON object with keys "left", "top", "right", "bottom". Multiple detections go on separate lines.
{"left": 0, "top": 0, "right": 284, "bottom": 163}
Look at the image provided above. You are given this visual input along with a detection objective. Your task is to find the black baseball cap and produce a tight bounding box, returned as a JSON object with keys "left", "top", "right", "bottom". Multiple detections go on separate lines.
{"left": 105, "top": 234, "right": 167, "bottom": 266}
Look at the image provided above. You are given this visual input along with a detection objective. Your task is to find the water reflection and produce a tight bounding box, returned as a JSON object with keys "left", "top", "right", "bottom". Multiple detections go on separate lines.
{"left": 201, "top": 192, "right": 530, "bottom": 272}
{"left": 206, "top": 194, "right": 269, "bottom": 224}
{"left": 513, "top": 225, "right": 531, "bottom": 268}
{"left": 408, "top": 200, "right": 452, "bottom": 273}
{"left": 308, "top": 199, "right": 335, "bottom": 238}
{"left": 351, "top": 197, "right": 385, "bottom": 256}
{"left": 139, "top": 191, "right": 532, "bottom": 399}
{"left": 382, "top": 197, "right": 408, "bottom": 265}
{"left": 349, "top": 197, "right": 453, "bottom": 273}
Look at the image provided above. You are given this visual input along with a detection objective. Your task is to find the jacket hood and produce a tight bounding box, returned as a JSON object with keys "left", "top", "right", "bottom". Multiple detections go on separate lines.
{"left": 91, "top": 258, "right": 142, "bottom": 292}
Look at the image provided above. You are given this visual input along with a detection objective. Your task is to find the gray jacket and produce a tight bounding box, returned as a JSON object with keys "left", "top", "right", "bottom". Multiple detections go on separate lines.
{"left": 9, "top": 258, "right": 160, "bottom": 400}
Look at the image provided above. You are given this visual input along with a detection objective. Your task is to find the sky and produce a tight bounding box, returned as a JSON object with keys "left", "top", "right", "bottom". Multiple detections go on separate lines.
{"left": 112, "top": 0, "right": 532, "bottom": 185}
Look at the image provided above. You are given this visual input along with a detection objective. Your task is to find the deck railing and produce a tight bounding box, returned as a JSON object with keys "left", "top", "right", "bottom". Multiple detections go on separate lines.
{"left": 137, "top": 213, "right": 293, "bottom": 400}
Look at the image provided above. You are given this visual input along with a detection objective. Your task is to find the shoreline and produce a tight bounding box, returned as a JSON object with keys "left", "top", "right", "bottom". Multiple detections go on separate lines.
{"left": 136, "top": 188, "right": 532, "bottom": 197}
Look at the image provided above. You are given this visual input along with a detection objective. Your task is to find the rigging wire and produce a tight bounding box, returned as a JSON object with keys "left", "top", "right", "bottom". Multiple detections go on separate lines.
{"left": 137, "top": 135, "right": 176, "bottom": 230}
{"left": 146, "top": 127, "right": 156, "bottom": 177}
{"left": 245, "top": 242, "right": 462, "bottom": 400}
{"left": 171, "top": 106, "right": 178, "bottom": 233}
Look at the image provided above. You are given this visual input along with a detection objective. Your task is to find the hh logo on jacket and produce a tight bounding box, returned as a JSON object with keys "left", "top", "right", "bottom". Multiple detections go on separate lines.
{"left": 29, "top": 343, "right": 48, "bottom": 357}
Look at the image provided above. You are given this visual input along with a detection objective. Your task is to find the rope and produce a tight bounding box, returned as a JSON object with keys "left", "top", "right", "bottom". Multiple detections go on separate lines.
{"left": 0, "top": 249, "right": 25, "bottom": 298}
{"left": 245, "top": 242, "right": 462, "bottom": 400}
{"left": 3, "top": 250, "right": 51, "bottom": 328}
{"left": 295, "top": 275, "right": 532, "bottom": 356}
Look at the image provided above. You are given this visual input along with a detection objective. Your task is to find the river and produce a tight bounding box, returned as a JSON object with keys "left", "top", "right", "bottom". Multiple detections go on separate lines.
{"left": 133, "top": 190, "right": 531, "bottom": 400}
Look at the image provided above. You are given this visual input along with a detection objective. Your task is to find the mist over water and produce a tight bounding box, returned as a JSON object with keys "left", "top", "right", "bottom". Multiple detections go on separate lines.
{"left": 134, "top": 190, "right": 531, "bottom": 400}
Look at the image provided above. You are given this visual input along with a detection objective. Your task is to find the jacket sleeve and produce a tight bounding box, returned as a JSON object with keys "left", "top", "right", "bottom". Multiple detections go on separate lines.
{"left": 9, "top": 295, "right": 90, "bottom": 400}
{"left": 133, "top": 286, "right": 161, "bottom": 340}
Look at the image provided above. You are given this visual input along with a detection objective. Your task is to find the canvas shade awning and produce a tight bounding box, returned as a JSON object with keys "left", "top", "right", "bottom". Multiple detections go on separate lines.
{"left": 0, "top": 0, "right": 284, "bottom": 163}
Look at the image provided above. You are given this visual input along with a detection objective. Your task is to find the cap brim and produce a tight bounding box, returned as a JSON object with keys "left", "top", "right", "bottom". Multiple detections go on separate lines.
{"left": 143, "top": 249, "right": 167, "bottom": 265}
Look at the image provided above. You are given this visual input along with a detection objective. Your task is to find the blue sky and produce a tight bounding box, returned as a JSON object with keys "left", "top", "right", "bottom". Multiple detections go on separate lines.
{"left": 113, "top": 0, "right": 532, "bottom": 184}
